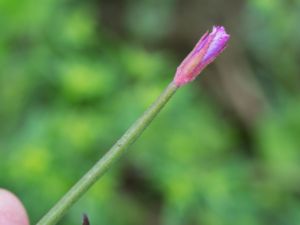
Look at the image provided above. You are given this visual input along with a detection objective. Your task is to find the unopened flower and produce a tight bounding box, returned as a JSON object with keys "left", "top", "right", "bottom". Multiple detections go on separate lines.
{"left": 82, "top": 214, "right": 90, "bottom": 225}
{"left": 173, "top": 26, "right": 230, "bottom": 87}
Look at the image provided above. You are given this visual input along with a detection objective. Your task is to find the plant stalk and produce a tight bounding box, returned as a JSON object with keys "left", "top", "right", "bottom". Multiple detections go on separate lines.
{"left": 37, "top": 82, "right": 178, "bottom": 225}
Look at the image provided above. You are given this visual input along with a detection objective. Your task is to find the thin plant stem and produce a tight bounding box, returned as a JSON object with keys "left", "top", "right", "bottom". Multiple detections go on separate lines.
{"left": 37, "top": 82, "right": 178, "bottom": 225}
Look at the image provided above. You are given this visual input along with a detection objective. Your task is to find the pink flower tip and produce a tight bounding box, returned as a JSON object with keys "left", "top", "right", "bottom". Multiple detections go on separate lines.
{"left": 173, "top": 26, "right": 230, "bottom": 87}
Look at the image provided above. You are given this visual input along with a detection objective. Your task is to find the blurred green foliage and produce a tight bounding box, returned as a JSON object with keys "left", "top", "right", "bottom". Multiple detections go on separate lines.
{"left": 1, "top": 0, "right": 300, "bottom": 224}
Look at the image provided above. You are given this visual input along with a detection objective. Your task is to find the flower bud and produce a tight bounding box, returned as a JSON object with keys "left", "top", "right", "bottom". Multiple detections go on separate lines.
{"left": 173, "top": 26, "right": 230, "bottom": 87}
{"left": 82, "top": 214, "right": 90, "bottom": 225}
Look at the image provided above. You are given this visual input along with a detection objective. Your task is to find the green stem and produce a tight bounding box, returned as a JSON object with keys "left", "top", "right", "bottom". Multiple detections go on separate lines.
{"left": 37, "top": 82, "right": 178, "bottom": 225}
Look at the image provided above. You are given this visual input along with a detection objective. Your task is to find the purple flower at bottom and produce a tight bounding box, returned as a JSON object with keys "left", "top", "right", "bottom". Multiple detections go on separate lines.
{"left": 82, "top": 214, "right": 90, "bottom": 225}
{"left": 173, "top": 26, "right": 230, "bottom": 87}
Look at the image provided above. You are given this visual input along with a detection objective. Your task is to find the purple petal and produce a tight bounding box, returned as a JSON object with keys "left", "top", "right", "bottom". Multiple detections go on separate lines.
{"left": 202, "top": 26, "right": 230, "bottom": 63}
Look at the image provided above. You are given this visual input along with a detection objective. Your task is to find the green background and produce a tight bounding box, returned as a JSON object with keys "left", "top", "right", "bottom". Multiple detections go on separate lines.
{"left": 1, "top": 0, "right": 300, "bottom": 224}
